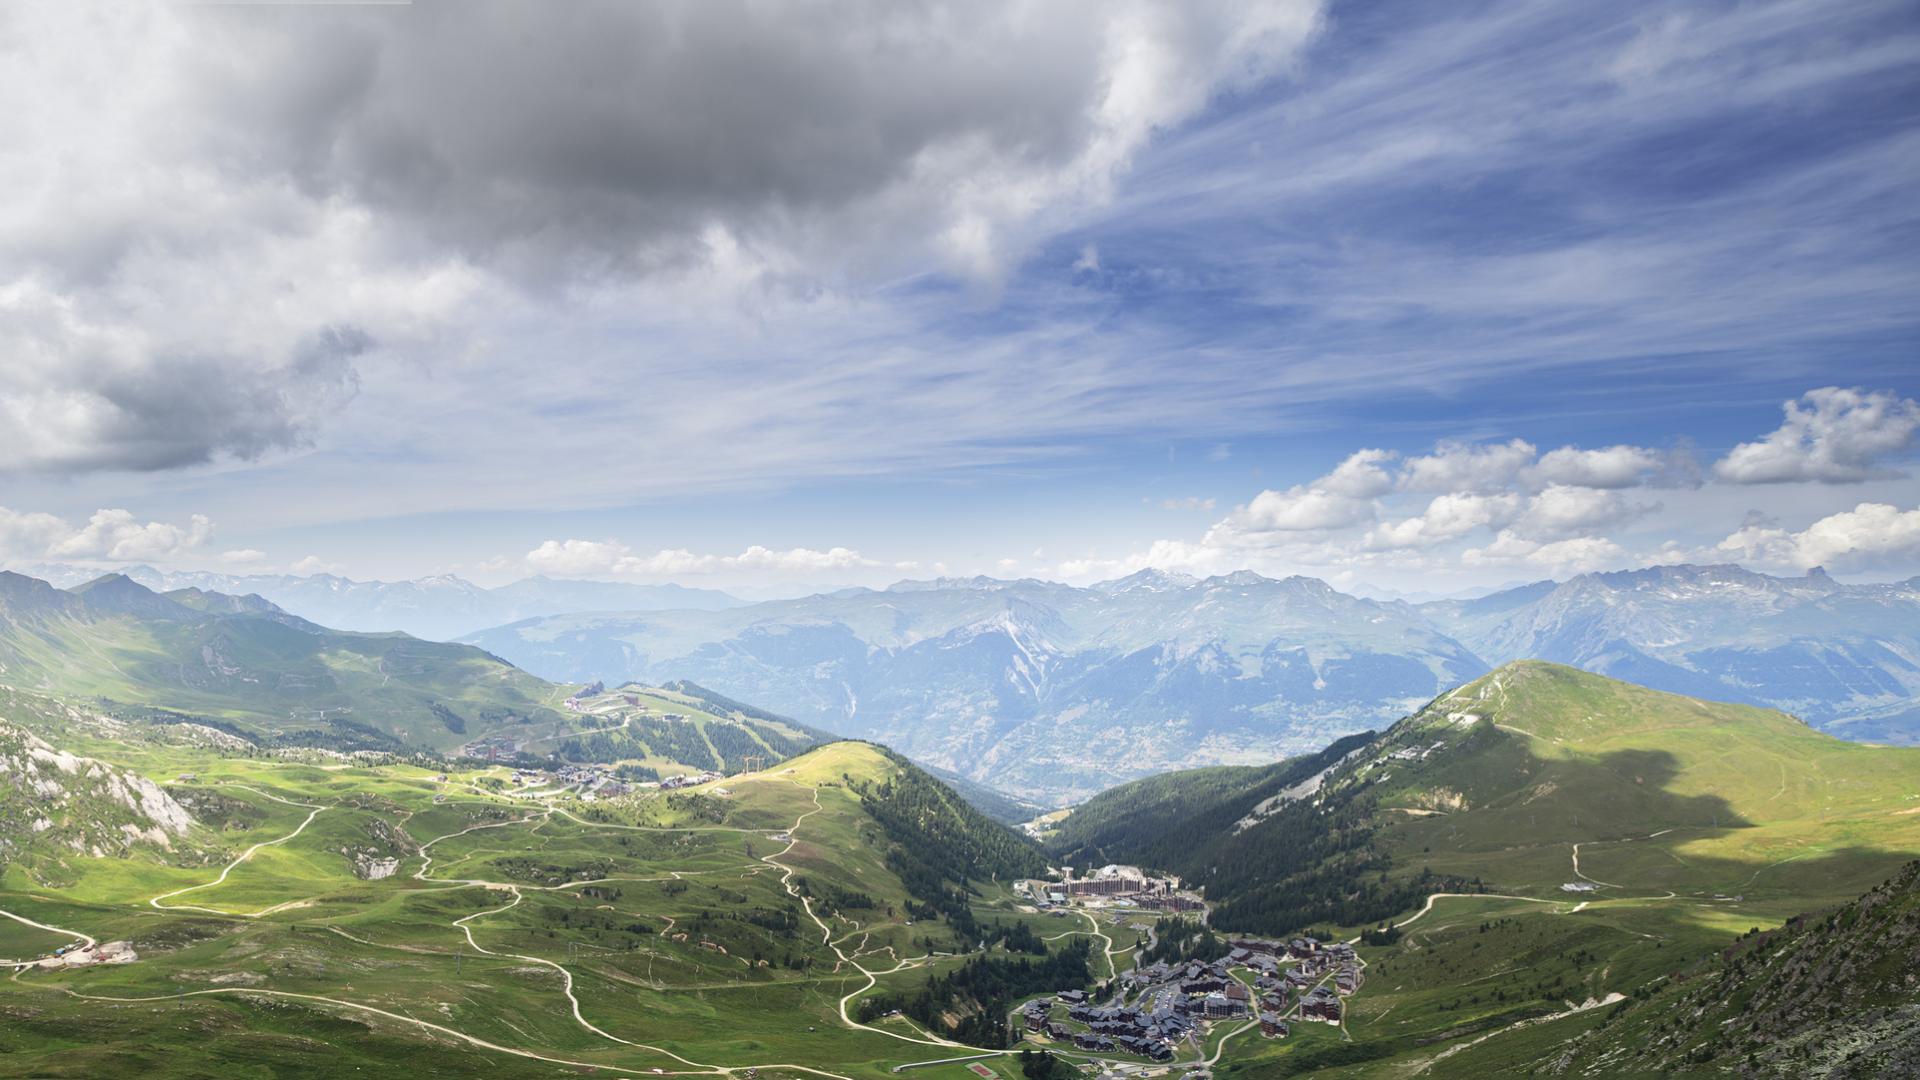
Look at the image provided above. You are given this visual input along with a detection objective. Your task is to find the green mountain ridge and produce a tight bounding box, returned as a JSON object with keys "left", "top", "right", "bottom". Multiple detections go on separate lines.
{"left": 0, "top": 729, "right": 1076, "bottom": 1076}
{"left": 1052, "top": 661, "right": 1920, "bottom": 934}
{"left": 0, "top": 570, "right": 567, "bottom": 753}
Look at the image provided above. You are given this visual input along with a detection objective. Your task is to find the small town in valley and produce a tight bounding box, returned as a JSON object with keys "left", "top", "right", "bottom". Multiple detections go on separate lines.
{"left": 1008, "top": 864, "right": 1363, "bottom": 1066}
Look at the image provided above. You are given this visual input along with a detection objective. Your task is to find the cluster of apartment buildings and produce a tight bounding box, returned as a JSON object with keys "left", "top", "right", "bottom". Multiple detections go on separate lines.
{"left": 1020, "top": 989, "right": 1189, "bottom": 1060}
{"left": 660, "top": 770, "right": 723, "bottom": 791}
{"left": 1022, "top": 864, "right": 1201, "bottom": 913}
{"left": 1223, "top": 937, "right": 1362, "bottom": 1029}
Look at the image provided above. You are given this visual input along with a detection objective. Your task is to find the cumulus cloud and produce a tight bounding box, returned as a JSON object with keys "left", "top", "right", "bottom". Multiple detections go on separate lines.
{"left": 1530, "top": 444, "right": 1664, "bottom": 489}
{"left": 45, "top": 510, "right": 213, "bottom": 562}
{"left": 0, "top": 506, "right": 213, "bottom": 563}
{"left": 523, "top": 539, "right": 881, "bottom": 579}
{"left": 220, "top": 549, "right": 268, "bottom": 565}
{"left": 1461, "top": 531, "right": 1627, "bottom": 574}
{"left": 1711, "top": 502, "right": 1920, "bottom": 571}
{"left": 1714, "top": 387, "right": 1920, "bottom": 484}
{"left": 1320, "top": 448, "right": 1398, "bottom": 498}
{"left": 1365, "top": 492, "right": 1520, "bottom": 549}
{"left": 1399, "top": 439, "right": 1536, "bottom": 494}
{"left": 1, "top": 1, "right": 1325, "bottom": 478}
{"left": 1511, "top": 484, "right": 1654, "bottom": 540}
{"left": 1231, "top": 486, "right": 1377, "bottom": 533}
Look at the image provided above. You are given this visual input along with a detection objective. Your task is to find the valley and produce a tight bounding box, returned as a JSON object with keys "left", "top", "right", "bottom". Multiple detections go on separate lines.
{"left": 3, "top": 579, "right": 1917, "bottom": 1079}
{"left": 459, "top": 565, "right": 1920, "bottom": 801}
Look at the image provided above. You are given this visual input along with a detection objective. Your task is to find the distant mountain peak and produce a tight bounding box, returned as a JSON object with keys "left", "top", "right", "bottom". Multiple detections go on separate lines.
{"left": 69, "top": 572, "right": 195, "bottom": 619}
{"left": 1096, "top": 568, "right": 1199, "bottom": 592}
{"left": 887, "top": 575, "right": 1019, "bottom": 592}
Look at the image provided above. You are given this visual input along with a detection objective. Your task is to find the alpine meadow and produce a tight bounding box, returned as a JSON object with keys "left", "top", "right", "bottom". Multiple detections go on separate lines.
{"left": 4, "top": 2, "right": 1918, "bottom": 1078}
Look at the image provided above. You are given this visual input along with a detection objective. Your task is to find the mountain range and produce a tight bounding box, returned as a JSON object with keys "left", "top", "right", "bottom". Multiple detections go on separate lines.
{"left": 9, "top": 563, "right": 743, "bottom": 641}
{"left": 1417, "top": 563, "right": 1920, "bottom": 743}
{"left": 463, "top": 570, "right": 1490, "bottom": 799}
{"left": 0, "top": 570, "right": 568, "bottom": 752}
{"left": 459, "top": 563, "right": 1920, "bottom": 800}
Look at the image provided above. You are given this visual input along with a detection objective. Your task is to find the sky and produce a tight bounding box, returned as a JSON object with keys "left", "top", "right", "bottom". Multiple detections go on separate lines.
{"left": 2, "top": 0, "right": 1917, "bottom": 599}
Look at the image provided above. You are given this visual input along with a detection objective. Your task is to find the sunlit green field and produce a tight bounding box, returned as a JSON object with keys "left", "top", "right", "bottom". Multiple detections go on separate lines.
{"left": 0, "top": 740, "right": 1064, "bottom": 1079}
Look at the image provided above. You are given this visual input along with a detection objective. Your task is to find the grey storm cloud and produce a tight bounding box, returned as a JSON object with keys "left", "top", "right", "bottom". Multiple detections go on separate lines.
{"left": 0, "top": 320, "right": 367, "bottom": 474}
{"left": 0, "top": 0, "right": 1321, "bottom": 474}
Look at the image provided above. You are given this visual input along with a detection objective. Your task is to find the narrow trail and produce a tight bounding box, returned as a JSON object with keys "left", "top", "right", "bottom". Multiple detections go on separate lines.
{"left": 0, "top": 908, "right": 97, "bottom": 967}
{"left": 1408, "top": 991, "right": 1626, "bottom": 1075}
{"left": 54, "top": 985, "right": 702, "bottom": 1077}
{"left": 24, "top": 770, "right": 1166, "bottom": 1077}
{"left": 66, "top": 777, "right": 870, "bottom": 1080}
{"left": 150, "top": 786, "right": 328, "bottom": 917}
{"left": 1076, "top": 909, "right": 1119, "bottom": 983}
{"left": 1570, "top": 843, "right": 1622, "bottom": 889}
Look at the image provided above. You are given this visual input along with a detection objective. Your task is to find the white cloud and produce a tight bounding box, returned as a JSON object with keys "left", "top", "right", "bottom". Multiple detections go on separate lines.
{"left": 1055, "top": 538, "right": 1236, "bottom": 581}
{"left": 1365, "top": 492, "right": 1520, "bottom": 549}
{"left": 522, "top": 539, "right": 882, "bottom": 579}
{"left": 1162, "top": 496, "right": 1217, "bottom": 511}
{"left": 219, "top": 548, "right": 267, "bottom": 565}
{"left": 1320, "top": 448, "right": 1398, "bottom": 498}
{"left": 1512, "top": 484, "right": 1654, "bottom": 540}
{"left": 1073, "top": 245, "right": 1101, "bottom": 273}
{"left": 1231, "top": 486, "right": 1376, "bottom": 533}
{"left": 1712, "top": 502, "right": 1920, "bottom": 571}
{"left": 1399, "top": 438, "right": 1536, "bottom": 494}
{"left": 40, "top": 509, "right": 212, "bottom": 562}
{"left": 1714, "top": 387, "right": 1920, "bottom": 484}
{"left": 1462, "top": 530, "right": 1627, "bottom": 574}
{"left": 1530, "top": 444, "right": 1664, "bottom": 489}
{"left": 0, "top": 507, "right": 70, "bottom": 558}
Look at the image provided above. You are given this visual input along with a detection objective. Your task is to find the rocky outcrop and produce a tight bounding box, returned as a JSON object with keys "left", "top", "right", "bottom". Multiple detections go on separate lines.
{"left": 0, "top": 720, "right": 199, "bottom": 867}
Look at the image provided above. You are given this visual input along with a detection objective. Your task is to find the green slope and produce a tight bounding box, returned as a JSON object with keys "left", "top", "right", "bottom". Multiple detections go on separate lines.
{"left": 0, "top": 571, "right": 567, "bottom": 752}
{"left": 1051, "top": 661, "right": 1920, "bottom": 934}
{"left": 1517, "top": 859, "right": 1920, "bottom": 1077}
{"left": 1, "top": 731, "right": 1073, "bottom": 1078}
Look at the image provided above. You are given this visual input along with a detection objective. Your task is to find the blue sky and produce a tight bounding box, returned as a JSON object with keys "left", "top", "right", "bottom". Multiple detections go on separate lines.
{"left": 2, "top": 0, "right": 1916, "bottom": 596}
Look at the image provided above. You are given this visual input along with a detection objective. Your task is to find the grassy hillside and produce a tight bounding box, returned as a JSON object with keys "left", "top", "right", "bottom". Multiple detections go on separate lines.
{"left": 0, "top": 726, "right": 1083, "bottom": 1078}
{"left": 0, "top": 571, "right": 567, "bottom": 752}
{"left": 547, "top": 683, "right": 828, "bottom": 778}
{"left": 1528, "top": 859, "right": 1920, "bottom": 1077}
{"left": 1052, "top": 661, "right": 1920, "bottom": 935}
{"left": 1040, "top": 662, "right": 1920, "bottom": 1079}
{"left": 1049, "top": 731, "right": 1376, "bottom": 870}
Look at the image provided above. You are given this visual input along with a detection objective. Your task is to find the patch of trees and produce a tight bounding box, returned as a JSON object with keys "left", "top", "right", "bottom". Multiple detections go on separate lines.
{"left": 657, "top": 681, "right": 834, "bottom": 753}
{"left": 705, "top": 722, "right": 774, "bottom": 772}
{"left": 271, "top": 717, "right": 410, "bottom": 754}
{"left": 852, "top": 747, "right": 1048, "bottom": 940}
{"left": 493, "top": 856, "right": 619, "bottom": 885}
{"left": 429, "top": 702, "right": 467, "bottom": 734}
{"left": 983, "top": 920, "right": 1047, "bottom": 955}
{"left": 664, "top": 792, "right": 728, "bottom": 824}
{"left": 1018, "top": 1049, "right": 1061, "bottom": 1080}
{"left": 857, "top": 939, "right": 1092, "bottom": 1048}
{"left": 1360, "top": 923, "right": 1403, "bottom": 946}
{"left": 1139, "top": 918, "right": 1228, "bottom": 966}
{"left": 1046, "top": 730, "right": 1487, "bottom": 934}
{"left": 794, "top": 876, "right": 876, "bottom": 912}
{"left": 634, "top": 717, "right": 720, "bottom": 771}
{"left": 477, "top": 706, "right": 551, "bottom": 726}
